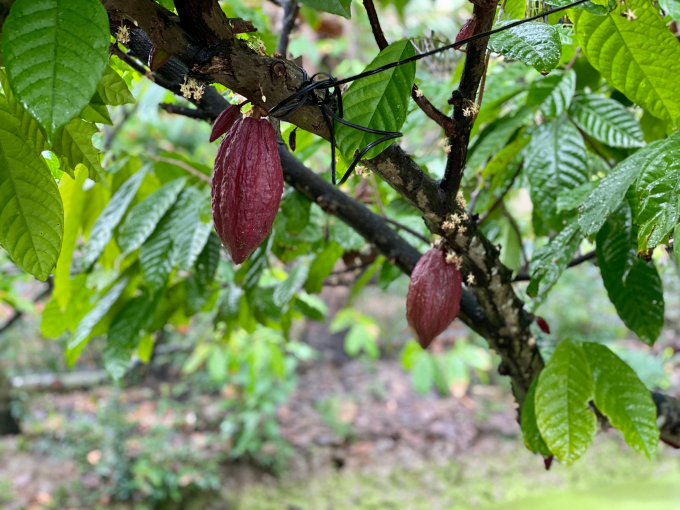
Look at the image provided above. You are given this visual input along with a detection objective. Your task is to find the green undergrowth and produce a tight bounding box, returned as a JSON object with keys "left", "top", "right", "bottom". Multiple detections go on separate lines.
{"left": 228, "top": 436, "right": 680, "bottom": 510}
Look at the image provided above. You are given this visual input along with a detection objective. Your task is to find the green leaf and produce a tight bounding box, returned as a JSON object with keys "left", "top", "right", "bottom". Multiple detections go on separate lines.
{"left": 547, "top": 0, "right": 613, "bottom": 15}
{"left": 634, "top": 131, "right": 680, "bottom": 251}
{"left": 0, "top": 69, "right": 48, "bottom": 154}
{"left": 467, "top": 106, "right": 533, "bottom": 171}
{"left": 521, "top": 377, "right": 551, "bottom": 456}
{"left": 173, "top": 187, "right": 212, "bottom": 271}
{"left": 305, "top": 241, "right": 343, "bottom": 294}
{"left": 139, "top": 210, "right": 177, "bottom": 293}
{"left": 572, "top": 0, "right": 680, "bottom": 125}
{"left": 675, "top": 225, "right": 680, "bottom": 265}
{"left": 579, "top": 157, "right": 643, "bottom": 236}
{"left": 0, "top": 94, "right": 63, "bottom": 281}
{"left": 95, "top": 65, "right": 136, "bottom": 106}
{"left": 527, "top": 219, "right": 583, "bottom": 300}
{"left": 53, "top": 165, "right": 88, "bottom": 307}
{"left": 535, "top": 339, "right": 597, "bottom": 466}
{"left": 293, "top": 292, "right": 328, "bottom": 321}
{"left": 526, "top": 70, "right": 576, "bottom": 118}
{"left": 583, "top": 342, "right": 659, "bottom": 457}
{"left": 524, "top": 116, "right": 588, "bottom": 230}
{"left": 298, "top": 0, "right": 352, "bottom": 18}
{"left": 568, "top": 92, "right": 645, "bottom": 148}
{"left": 488, "top": 22, "right": 562, "bottom": 73}
{"left": 66, "top": 275, "right": 130, "bottom": 366}
{"left": 80, "top": 167, "right": 147, "bottom": 270}
{"left": 281, "top": 189, "right": 312, "bottom": 234}
{"left": 556, "top": 181, "right": 597, "bottom": 214}
{"left": 195, "top": 231, "right": 221, "bottom": 287}
{"left": 1, "top": 0, "right": 110, "bottom": 140}
{"left": 336, "top": 40, "right": 416, "bottom": 160}
{"left": 329, "top": 219, "right": 365, "bottom": 251}
{"left": 659, "top": 0, "right": 680, "bottom": 20}
{"left": 596, "top": 204, "right": 664, "bottom": 345}
{"left": 273, "top": 263, "right": 310, "bottom": 307}
{"left": 411, "top": 351, "right": 436, "bottom": 395}
{"left": 79, "top": 94, "right": 112, "bottom": 125}
{"left": 117, "top": 177, "right": 187, "bottom": 256}
{"left": 103, "top": 294, "right": 156, "bottom": 381}
{"left": 51, "top": 118, "right": 106, "bottom": 182}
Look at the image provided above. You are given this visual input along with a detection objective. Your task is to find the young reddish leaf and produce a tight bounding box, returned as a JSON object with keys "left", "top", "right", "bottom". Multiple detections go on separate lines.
{"left": 536, "top": 316, "right": 551, "bottom": 334}
{"left": 209, "top": 105, "right": 241, "bottom": 143}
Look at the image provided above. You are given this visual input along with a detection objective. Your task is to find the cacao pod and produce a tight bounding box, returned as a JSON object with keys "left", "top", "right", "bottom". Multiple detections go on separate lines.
{"left": 406, "top": 248, "right": 462, "bottom": 349}
{"left": 211, "top": 117, "right": 284, "bottom": 264}
{"left": 536, "top": 316, "right": 550, "bottom": 334}
{"left": 209, "top": 104, "right": 240, "bottom": 143}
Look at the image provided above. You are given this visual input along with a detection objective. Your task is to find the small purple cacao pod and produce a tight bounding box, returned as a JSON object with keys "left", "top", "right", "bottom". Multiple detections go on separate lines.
{"left": 209, "top": 104, "right": 240, "bottom": 143}
{"left": 211, "top": 117, "right": 284, "bottom": 264}
{"left": 406, "top": 248, "right": 462, "bottom": 349}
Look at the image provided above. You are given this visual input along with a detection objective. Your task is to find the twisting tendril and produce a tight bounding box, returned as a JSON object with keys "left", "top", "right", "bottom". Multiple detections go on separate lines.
{"left": 269, "top": 0, "right": 589, "bottom": 185}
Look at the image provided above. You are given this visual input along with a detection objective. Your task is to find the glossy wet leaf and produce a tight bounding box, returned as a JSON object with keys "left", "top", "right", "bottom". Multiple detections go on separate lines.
{"left": 1, "top": 0, "right": 110, "bottom": 140}
{"left": 336, "top": 39, "right": 416, "bottom": 160}
{"left": 524, "top": 116, "right": 588, "bottom": 230}
{"left": 489, "top": 21, "right": 561, "bottom": 73}
{"left": 568, "top": 92, "right": 645, "bottom": 148}
{"left": 535, "top": 339, "right": 596, "bottom": 466}
{"left": 583, "top": 342, "right": 659, "bottom": 457}
{"left": 526, "top": 70, "right": 576, "bottom": 118}
{"left": 596, "top": 204, "right": 664, "bottom": 345}
{"left": 527, "top": 219, "right": 583, "bottom": 300}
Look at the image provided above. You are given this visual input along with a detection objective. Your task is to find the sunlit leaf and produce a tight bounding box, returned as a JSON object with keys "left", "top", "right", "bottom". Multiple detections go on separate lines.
{"left": 583, "top": 342, "right": 659, "bottom": 457}
{"left": 535, "top": 339, "right": 596, "bottom": 466}
{"left": 0, "top": 94, "right": 63, "bottom": 281}
{"left": 572, "top": 0, "right": 680, "bottom": 125}
{"left": 336, "top": 39, "right": 416, "bottom": 160}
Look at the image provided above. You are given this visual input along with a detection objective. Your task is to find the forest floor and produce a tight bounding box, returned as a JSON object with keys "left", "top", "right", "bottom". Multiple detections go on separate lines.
{"left": 2, "top": 353, "right": 680, "bottom": 509}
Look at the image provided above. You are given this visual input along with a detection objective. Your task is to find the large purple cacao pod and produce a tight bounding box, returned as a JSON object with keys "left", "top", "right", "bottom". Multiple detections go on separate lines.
{"left": 406, "top": 248, "right": 462, "bottom": 349}
{"left": 211, "top": 117, "right": 284, "bottom": 264}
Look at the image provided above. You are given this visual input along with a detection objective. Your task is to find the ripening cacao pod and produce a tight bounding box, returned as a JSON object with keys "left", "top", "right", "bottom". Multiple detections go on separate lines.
{"left": 209, "top": 104, "right": 241, "bottom": 142}
{"left": 211, "top": 117, "right": 284, "bottom": 264}
{"left": 406, "top": 248, "right": 463, "bottom": 349}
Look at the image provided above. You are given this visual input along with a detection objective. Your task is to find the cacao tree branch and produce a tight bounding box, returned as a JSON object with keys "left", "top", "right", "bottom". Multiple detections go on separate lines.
{"left": 276, "top": 0, "right": 299, "bottom": 56}
{"left": 440, "top": 0, "right": 498, "bottom": 205}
